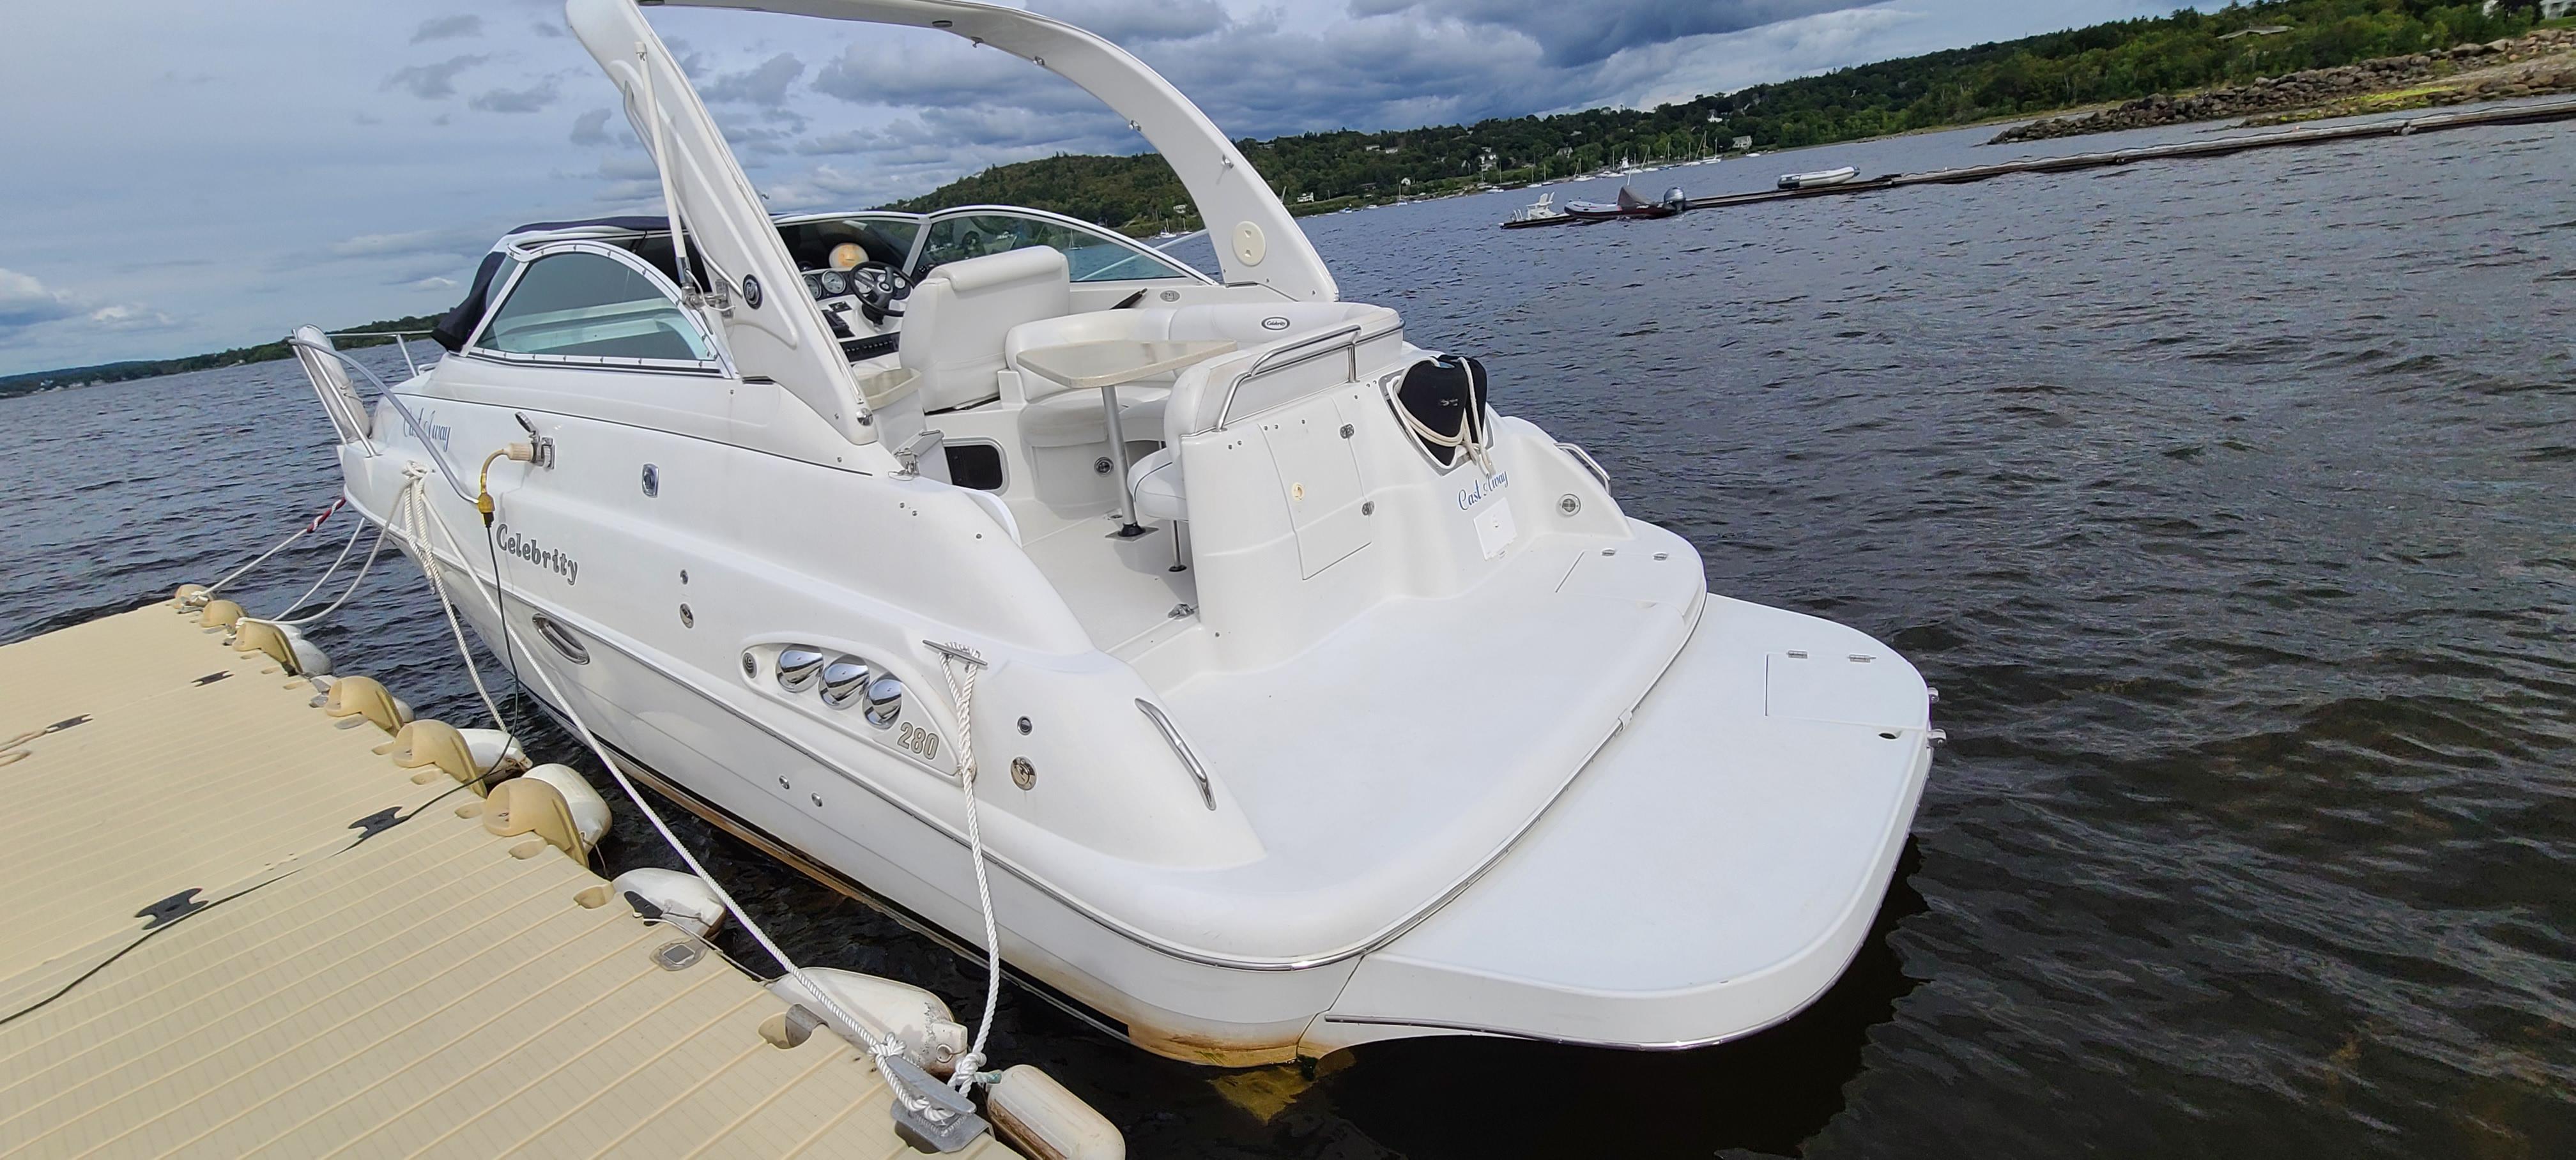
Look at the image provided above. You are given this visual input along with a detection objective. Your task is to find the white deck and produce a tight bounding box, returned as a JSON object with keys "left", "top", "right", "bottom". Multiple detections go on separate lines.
{"left": 1000, "top": 522, "right": 1709, "bottom": 964}
{"left": 1324, "top": 595, "right": 1934, "bottom": 1046}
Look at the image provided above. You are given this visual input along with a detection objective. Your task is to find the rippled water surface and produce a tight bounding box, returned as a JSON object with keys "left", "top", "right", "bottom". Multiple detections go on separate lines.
{"left": 4, "top": 113, "right": 2572, "bottom": 1157}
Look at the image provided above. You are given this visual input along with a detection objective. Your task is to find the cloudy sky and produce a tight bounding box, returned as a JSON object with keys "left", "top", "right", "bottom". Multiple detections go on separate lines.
{"left": 1, "top": 0, "right": 2184, "bottom": 375}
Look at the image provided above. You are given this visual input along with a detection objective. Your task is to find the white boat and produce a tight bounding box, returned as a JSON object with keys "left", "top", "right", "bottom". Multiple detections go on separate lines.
{"left": 292, "top": 0, "right": 1935, "bottom": 1067}
{"left": 1778, "top": 165, "right": 1860, "bottom": 190}
{"left": 1499, "top": 191, "right": 1567, "bottom": 229}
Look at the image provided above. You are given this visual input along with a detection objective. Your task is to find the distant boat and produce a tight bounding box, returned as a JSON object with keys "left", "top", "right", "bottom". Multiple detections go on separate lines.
{"left": 1499, "top": 190, "right": 1569, "bottom": 229}
{"left": 1563, "top": 185, "right": 1685, "bottom": 223}
{"left": 1777, "top": 165, "right": 1859, "bottom": 190}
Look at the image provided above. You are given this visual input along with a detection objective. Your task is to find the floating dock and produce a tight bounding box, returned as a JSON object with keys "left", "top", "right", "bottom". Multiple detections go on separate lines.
{"left": 0, "top": 603, "right": 1023, "bottom": 1158}
{"left": 1508, "top": 96, "right": 2576, "bottom": 225}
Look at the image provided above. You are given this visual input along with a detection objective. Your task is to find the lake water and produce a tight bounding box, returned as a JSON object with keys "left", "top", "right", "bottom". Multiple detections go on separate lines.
{"left": 4, "top": 108, "right": 2572, "bottom": 1157}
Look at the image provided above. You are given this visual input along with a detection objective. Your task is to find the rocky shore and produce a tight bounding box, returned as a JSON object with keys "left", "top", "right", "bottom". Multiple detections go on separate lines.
{"left": 1993, "top": 27, "right": 2576, "bottom": 144}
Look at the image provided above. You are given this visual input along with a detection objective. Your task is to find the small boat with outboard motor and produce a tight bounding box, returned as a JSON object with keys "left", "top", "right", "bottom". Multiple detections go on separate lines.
{"left": 1563, "top": 185, "right": 1688, "bottom": 222}
{"left": 1777, "top": 165, "right": 1860, "bottom": 190}
{"left": 285, "top": 0, "right": 1935, "bottom": 1071}
{"left": 1499, "top": 190, "right": 1568, "bottom": 229}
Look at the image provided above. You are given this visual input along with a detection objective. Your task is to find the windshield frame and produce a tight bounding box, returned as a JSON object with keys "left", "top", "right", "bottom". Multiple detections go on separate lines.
{"left": 903, "top": 204, "right": 1214, "bottom": 284}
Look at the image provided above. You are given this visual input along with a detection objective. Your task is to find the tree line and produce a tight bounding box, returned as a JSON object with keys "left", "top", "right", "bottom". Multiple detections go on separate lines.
{"left": 0, "top": 314, "right": 442, "bottom": 399}
{"left": 891, "top": 0, "right": 2546, "bottom": 234}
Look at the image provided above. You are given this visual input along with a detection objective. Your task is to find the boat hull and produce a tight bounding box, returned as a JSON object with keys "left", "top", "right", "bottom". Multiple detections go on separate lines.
{"left": 1563, "top": 206, "right": 1679, "bottom": 222}
{"left": 353, "top": 471, "right": 1927, "bottom": 1062}
{"left": 333, "top": 363, "right": 1928, "bottom": 1066}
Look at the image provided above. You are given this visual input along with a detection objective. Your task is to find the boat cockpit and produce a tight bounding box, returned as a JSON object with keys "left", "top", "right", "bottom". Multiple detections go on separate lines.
{"left": 425, "top": 203, "right": 1402, "bottom": 655}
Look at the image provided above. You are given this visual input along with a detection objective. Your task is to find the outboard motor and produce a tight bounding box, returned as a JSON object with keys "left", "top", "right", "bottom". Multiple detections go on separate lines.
{"left": 1661, "top": 187, "right": 1689, "bottom": 211}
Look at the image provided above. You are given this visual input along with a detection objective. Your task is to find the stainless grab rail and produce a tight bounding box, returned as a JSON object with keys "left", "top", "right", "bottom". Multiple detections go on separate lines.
{"left": 327, "top": 330, "right": 435, "bottom": 379}
{"left": 1134, "top": 698, "right": 1216, "bottom": 810}
{"left": 291, "top": 336, "right": 484, "bottom": 500}
{"left": 286, "top": 335, "right": 387, "bottom": 462}
{"left": 1211, "top": 321, "right": 1400, "bottom": 431}
{"left": 1556, "top": 441, "right": 1611, "bottom": 489}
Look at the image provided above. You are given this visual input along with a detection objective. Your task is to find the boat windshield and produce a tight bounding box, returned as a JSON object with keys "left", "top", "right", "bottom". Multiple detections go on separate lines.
{"left": 914, "top": 210, "right": 1199, "bottom": 282}
{"left": 775, "top": 215, "right": 918, "bottom": 271}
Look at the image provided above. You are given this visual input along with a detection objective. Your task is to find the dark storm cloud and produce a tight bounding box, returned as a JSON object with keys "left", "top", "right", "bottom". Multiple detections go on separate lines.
{"left": 1029, "top": 0, "right": 1229, "bottom": 43}
{"left": 410, "top": 15, "right": 484, "bottom": 45}
{"left": 470, "top": 77, "right": 562, "bottom": 114}
{"left": 700, "top": 52, "right": 805, "bottom": 107}
{"left": 1347, "top": 0, "right": 1876, "bottom": 66}
{"left": 809, "top": 8, "right": 1582, "bottom": 146}
{"left": 383, "top": 55, "right": 487, "bottom": 100}
{"left": 0, "top": 269, "right": 86, "bottom": 334}
{"left": 569, "top": 107, "right": 614, "bottom": 146}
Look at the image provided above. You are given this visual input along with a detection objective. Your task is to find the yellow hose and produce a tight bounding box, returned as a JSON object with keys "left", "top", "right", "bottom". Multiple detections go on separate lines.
{"left": 475, "top": 448, "right": 510, "bottom": 526}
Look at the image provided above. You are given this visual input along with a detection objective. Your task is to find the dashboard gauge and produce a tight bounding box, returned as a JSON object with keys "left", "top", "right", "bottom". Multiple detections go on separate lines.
{"left": 829, "top": 241, "right": 866, "bottom": 271}
{"left": 818, "top": 270, "right": 850, "bottom": 297}
{"left": 804, "top": 271, "right": 827, "bottom": 298}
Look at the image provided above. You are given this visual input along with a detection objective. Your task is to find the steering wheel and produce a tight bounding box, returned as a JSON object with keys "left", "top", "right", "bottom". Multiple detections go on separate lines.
{"left": 848, "top": 261, "right": 912, "bottom": 323}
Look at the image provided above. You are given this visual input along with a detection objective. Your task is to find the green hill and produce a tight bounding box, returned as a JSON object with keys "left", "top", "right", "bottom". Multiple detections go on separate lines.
{"left": 0, "top": 315, "right": 443, "bottom": 399}
{"left": 893, "top": 0, "right": 2540, "bottom": 234}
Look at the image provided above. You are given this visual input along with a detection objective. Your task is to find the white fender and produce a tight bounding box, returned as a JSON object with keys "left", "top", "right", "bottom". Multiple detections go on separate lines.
{"left": 766, "top": 968, "right": 969, "bottom": 1076}
{"left": 279, "top": 624, "right": 335, "bottom": 677}
{"left": 456, "top": 728, "right": 526, "bottom": 776}
{"left": 520, "top": 763, "right": 611, "bottom": 851}
{"left": 989, "top": 1065, "right": 1125, "bottom": 1160}
{"left": 609, "top": 867, "right": 726, "bottom": 939}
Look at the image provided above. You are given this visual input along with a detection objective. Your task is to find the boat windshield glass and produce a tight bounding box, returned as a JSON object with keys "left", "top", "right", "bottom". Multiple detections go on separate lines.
{"left": 776, "top": 215, "right": 918, "bottom": 271}
{"left": 475, "top": 251, "right": 712, "bottom": 362}
{"left": 915, "top": 211, "right": 1196, "bottom": 282}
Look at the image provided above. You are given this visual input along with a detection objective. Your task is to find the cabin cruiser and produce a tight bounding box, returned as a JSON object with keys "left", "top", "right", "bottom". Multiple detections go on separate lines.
{"left": 294, "top": 0, "right": 1935, "bottom": 1067}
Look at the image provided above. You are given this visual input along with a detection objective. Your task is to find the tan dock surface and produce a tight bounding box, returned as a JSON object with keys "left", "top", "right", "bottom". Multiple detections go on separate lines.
{"left": 0, "top": 604, "right": 1015, "bottom": 1158}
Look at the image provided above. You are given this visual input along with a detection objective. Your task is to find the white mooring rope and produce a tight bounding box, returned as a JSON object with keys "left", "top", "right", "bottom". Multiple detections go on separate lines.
{"left": 933, "top": 650, "right": 1004, "bottom": 1094}
{"left": 204, "top": 497, "right": 344, "bottom": 595}
{"left": 385, "top": 468, "right": 960, "bottom": 1126}
{"left": 270, "top": 515, "right": 366, "bottom": 615}
{"left": 1393, "top": 379, "right": 1494, "bottom": 474}
{"left": 396, "top": 469, "right": 509, "bottom": 733}
{"left": 256, "top": 522, "right": 390, "bottom": 629}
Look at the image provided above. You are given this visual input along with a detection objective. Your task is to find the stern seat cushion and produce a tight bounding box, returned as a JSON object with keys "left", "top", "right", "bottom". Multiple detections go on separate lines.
{"left": 1128, "top": 446, "right": 1186, "bottom": 521}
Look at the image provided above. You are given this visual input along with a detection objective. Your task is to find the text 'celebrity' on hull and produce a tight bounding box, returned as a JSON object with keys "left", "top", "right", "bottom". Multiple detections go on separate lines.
{"left": 291, "top": 0, "right": 1938, "bottom": 1067}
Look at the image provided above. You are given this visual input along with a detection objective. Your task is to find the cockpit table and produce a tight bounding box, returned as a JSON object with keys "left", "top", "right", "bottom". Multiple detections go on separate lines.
{"left": 1014, "top": 339, "right": 1236, "bottom": 536}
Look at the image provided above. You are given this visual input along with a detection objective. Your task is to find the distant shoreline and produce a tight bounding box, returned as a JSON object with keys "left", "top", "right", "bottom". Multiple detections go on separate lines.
{"left": 0, "top": 316, "right": 440, "bottom": 401}
{"left": 15, "top": 4, "right": 2562, "bottom": 393}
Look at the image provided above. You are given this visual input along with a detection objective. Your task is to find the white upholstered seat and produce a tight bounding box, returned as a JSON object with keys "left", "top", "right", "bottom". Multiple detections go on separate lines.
{"left": 1126, "top": 446, "right": 1187, "bottom": 521}
{"left": 900, "top": 247, "right": 1071, "bottom": 413}
{"left": 1122, "top": 304, "right": 1404, "bottom": 524}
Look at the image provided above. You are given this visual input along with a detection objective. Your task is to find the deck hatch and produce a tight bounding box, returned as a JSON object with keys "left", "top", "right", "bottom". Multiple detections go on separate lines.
{"left": 1261, "top": 402, "right": 1372, "bottom": 578}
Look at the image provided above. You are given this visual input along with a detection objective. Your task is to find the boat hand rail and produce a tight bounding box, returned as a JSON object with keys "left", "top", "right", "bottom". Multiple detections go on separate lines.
{"left": 1213, "top": 319, "right": 1402, "bottom": 431}
{"left": 325, "top": 329, "right": 437, "bottom": 379}
{"left": 286, "top": 334, "right": 395, "bottom": 462}
{"left": 291, "top": 335, "right": 478, "bottom": 499}
{"left": 1133, "top": 699, "right": 1215, "bottom": 810}
{"left": 1556, "top": 441, "right": 1611, "bottom": 489}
